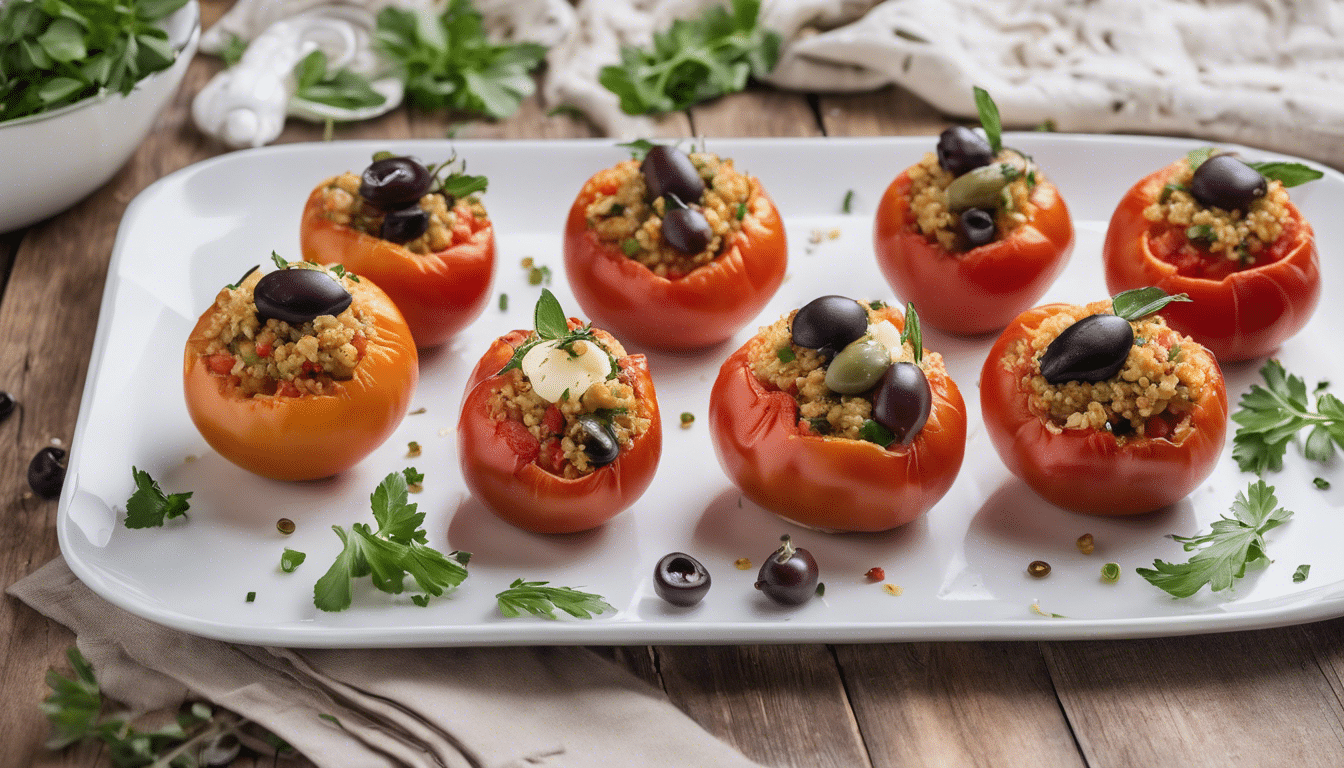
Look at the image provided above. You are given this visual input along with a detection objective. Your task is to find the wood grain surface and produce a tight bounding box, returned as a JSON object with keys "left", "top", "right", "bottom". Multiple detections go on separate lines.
{"left": 5, "top": 2, "right": 1344, "bottom": 766}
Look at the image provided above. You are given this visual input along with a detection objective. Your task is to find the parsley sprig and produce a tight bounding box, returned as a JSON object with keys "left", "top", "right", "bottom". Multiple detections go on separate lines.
{"left": 495, "top": 578, "right": 614, "bottom": 620}
{"left": 599, "top": 0, "right": 781, "bottom": 115}
{"left": 292, "top": 49, "right": 385, "bottom": 111}
{"left": 1137, "top": 480, "right": 1292, "bottom": 598}
{"left": 1232, "top": 360, "right": 1344, "bottom": 474}
{"left": 314, "top": 471, "right": 470, "bottom": 612}
{"left": 123, "top": 467, "right": 191, "bottom": 529}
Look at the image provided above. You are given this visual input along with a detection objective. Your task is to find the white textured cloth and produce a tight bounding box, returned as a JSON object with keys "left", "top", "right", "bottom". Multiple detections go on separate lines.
{"left": 9, "top": 558, "right": 764, "bottom": 768}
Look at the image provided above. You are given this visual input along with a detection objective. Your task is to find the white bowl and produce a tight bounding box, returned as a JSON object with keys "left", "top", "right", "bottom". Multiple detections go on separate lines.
{"left": 0, "top": 0, "right": 200, "bottom": 233}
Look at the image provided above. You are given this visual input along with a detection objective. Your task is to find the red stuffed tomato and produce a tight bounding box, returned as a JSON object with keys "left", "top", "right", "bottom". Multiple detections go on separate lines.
{"left": 184, "top": 263, "right": 418, "bottom": 482}
{"left": 1103, "top": 159, "right": 1320, "bottom": 362}
{"left": 563, "top": 145, "right": 787, "bottom": 351}
{"left": 980, "top": 300, "right": 1228, "bottom": 516}
{"left": 300, "top": 156, "right": 496, "bottom": 349}
{"left": 709, "top": 301, "right": 966, "bottom": 532}
{"left": 458, "top": 313, "right": 662, "bottom": 534}
{"left": 873, "top": 156, "right": 1074, "bottom": 336}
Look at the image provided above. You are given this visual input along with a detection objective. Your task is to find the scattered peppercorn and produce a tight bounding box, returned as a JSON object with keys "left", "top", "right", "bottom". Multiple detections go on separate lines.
{"left": 1027, "top": 560, "right": 1051, "bottom": 578}
{"left": 1076, "top": 533, "right": 1095, "bottom": 555}
{"left": 277, "top": 518, "right": 296, "bottom": 535}
{"left": 865, "top": 567, "right": 885, "bottom": 581}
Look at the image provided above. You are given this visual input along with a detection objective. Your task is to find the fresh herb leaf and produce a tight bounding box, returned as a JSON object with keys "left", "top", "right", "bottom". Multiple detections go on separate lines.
{"left": 41, "top": 647, "right": 101, "bottom": 749}
{"left": 1110, "top": 287, "right": 1192, "bottom": 322}
{"left": 218, "top": 32, "right": 247, "bottom": 67}
{"left": 246, "top": 591, "right": 257, "bottom": 603}
{"left": 1101, "top": 562, "right": 1121, "bottom": 582}
{"left": 499, "top": 293, "right": 508, "bottom": 311}
{"left": 1186, "top": 146, "right": 1216, "bottom": 170}
{"left": 281, "top": 548, "right": 306, "bottom": 573}
{"left": 533, "top": 288, "right": 568, "bottom": 340}
{"left": 495, "top": 578, "right": 614, "bottom": 619}
{"left": 291, "top": 49, "right": 386, "bottom": 110}
{"left": 621, "top": 238, "right": 641, "bottom": 256}
{"left": 1137, "top": 480, "right": 1292, "bottom": 598}
{"left": 411, "top": 594, "right": 430, "bottom": 607}
{"left": 616, "top": 139, "right": 659, "bottom": 160}
{"left": 736, "top": 201, "right": 747, "bottom": 220}
{"left": 842, "top": 190, "right": 855, "bottom": 214}
{"left": 1159, "top": 183, "right": 1185, "bottom": 203}
{"left": 1293, "top": 564, "right": 1311, "bottom": 583}
{"left": 225, "top": 264, "right": 259, "bottom": 291}
{"left": 1232, "top": 359, "right": 1344, "bottom": 473}
{"left": 859, "top": 419, "right": 896, "bottom": 448}
{"left": 1247, "top": 161, "right": 1323, "bottom": 188}
{"left": 271, "top": 251, "right": 289, "bottom": 270}
{"left": 1168, "top": 344, "right": 1183, "bottom": 363}
{"left": 598, "top": 0, "right": 781, "bottom": 115}
{"left": 972, "top": 86, "right": 1002, "bottom": 154}
{"left": 374, "top": 0, "right": 546, "bottom": 119}
{"left": 123, "top": 467, "right": 191, "bottom": 529}
{"left": 1315, "top": 477, "right": 1330, "bottom": 490}
{"left": 776, "top": 347, "right": 796, "bottom": 364}
{"left": 403, "top": 466, "right": 424, "bottom": 486}
{"left": 528, "top": 265, "right": 552, "bottom": 286}
{"left": 1186, "top": 224, "right": 1215, "bottom": 242}
{"left": 807, "top": 416, "right": 832, "bottom": 435}
{"left": 899, "top": 302, "right": 922, "bottom": 364}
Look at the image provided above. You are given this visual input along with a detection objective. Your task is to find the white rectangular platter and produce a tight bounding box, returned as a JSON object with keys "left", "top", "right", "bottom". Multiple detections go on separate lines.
{"left": 58, "top": 136, "right": 1344, "bottom": 646}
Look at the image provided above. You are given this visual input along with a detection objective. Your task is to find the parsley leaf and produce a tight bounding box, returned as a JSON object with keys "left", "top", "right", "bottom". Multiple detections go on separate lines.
{"left": 599, "top": 0, "right": 781, "bottom": 115}
{"left": 972, "top": 86, "right": 1002, "bottom": 154}
{"left": 42, "top": 647, "right": 101, "bottom": 749}
{"left": 1293, "top": 564, "right": 1311, "bottom": 583}
{"left": 1110, "top": 287, "right": 1192, "bottom": 321}
{"left": 858, "top": 419, "right": 896, "bottom": 448}
{"left": 292, "top": 49, "right": 385, "bottom": 111}
{"left": 1186, "top": 147, "right": 1216, "bottom": 170}
{"left": 1137, "top": 480, "right": 1292, "bottom": 598}
{"left": 281, "top": 549, "right": 306, "bottom": 573}
{"left": 899, "top": 302, "right": 922, "bottom": 364}
{"left": 123, "top": 467, "right": 191, "bottom": 529}
{"left": 1232, "top": 360, "right": 1344, "bottom": 473}
{"left": 495, "top": 578, "right": 614, "bottom": 620}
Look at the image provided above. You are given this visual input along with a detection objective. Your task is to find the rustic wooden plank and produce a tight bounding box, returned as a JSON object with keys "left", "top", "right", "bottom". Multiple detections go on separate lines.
{"left": 690, "top": 89, "right": 823, "bottom": 137}
{"left": 1044, "top": 629, "right": 1344, "bottom": 766}
{"left": 815, "top": 86, "right": 948, "bottom": 137}
{"left": 833, "top": 643, "right": 1083, "bottom": 768}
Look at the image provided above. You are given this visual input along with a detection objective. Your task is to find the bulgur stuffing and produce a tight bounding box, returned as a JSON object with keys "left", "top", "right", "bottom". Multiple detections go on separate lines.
{"left": 319, "top": 171, "right": 488, "bottom": 254}
{"left": 747, "top": 303, "right": 947, "bottom": 442}
{"left": 906, "top": 150, "right": 1040, "bottom": 251}
{"left": 1141, "top": 158, "right": 1289, "bottom": 261}
{"left": 489, "top": 330, "right": 652, "bottom": 479}
{"left": 1002, "top": 300, "right": 1216, "bottom": 439}
{"left": 583, "top": 152, "right": 753, "bottom": 278}
{"left": 199, "top": 265, "right": 376, "bottom": 397}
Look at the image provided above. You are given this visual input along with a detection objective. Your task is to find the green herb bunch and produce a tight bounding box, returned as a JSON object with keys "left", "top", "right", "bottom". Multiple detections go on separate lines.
{"left": 0, "top": 0, "right": 189, "bottom": 123}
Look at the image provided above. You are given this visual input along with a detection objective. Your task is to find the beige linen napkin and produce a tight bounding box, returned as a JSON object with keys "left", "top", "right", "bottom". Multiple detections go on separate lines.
{"left": 9, "top": 558, "right": 764, "bottom": 768}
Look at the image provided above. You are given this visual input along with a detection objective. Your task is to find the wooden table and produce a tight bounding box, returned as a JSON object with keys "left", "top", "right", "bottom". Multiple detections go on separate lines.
{"left": 7, "top": 4, "right": 1344, "bottom": 766}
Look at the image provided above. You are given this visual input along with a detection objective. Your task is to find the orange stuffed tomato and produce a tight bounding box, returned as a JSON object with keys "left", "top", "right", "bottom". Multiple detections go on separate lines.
{"left": 458, "top": 290, "right": 661, "bottom": 534}
{"left": 873, "top": 147, "right": 1073, "bottom": 336}
{"left": 980, "top": 292, "right": 1228, "bottom": 515}
{"left": 184, "top": 260, "right": 418, "bottom": 481}
{"left": 301, "top": 154, "right": 495, "bottom": 349}
{"left": 563, "top": 143, "right": 786, "bottom": 351}
{"left": 1102, "top": 152, "right": 1321, "bottom": 362}
{"left": 709, "top": 297, "right": 966, "bottom": 532}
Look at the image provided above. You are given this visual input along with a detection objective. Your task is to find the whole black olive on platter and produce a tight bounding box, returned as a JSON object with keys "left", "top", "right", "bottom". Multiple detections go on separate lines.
{"left": 0, "top": 391, "right": 14, "bottom": 423}
{"left": 577, "top": 414, "right": 620, "bottom": 467}
{"left": 958, "top": 208, "right": 997, "bottom": 248}
{"left": 381, "top": 205, "right": 430, "bottom": 244}
{"left": 936, "top": 125, "right": 995, "bottom": 177}
{"left": 360, "top": 156, "right": 433, "bottom": 210}
{"left": 653, "top": 552, "right": 711, "bottom": 607}
{"left": 1039, "top": 314, "right": 1134, "bottom": 385}
{"left": 641, "top": 145, "right": 705, "bottom": 204}
{"left": 28, "top": 446, "right": 66, "bottom": 500}
{"left": 791, "top": 296, "right": 868, "bottom": 353}
{"left": 756, "top": 535, "right": 820, "bottom": 606}
{"left": 1189, "top": 155, "right": 1267, "bottom": 212}
{"left": 254, "top": 268, "right": 352, "bottom": 326}
{"left": 873, "top": 361, "right": 932, "bottom": 445}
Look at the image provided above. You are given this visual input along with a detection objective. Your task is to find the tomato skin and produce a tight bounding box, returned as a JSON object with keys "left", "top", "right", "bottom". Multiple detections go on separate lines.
{"left": 707, "top": 310, "right": 967, "bottom": 532}
{"left": 1102, "top": 162, "right": 1320, "bottom": 362}
{"left": 183, "top": 276, "right": 419, "bottom": 482}
{"left": 562, "top": 174, "right": 787, "bottom": 351}
{"left": 979, "top": 303, "right": 1229, "bottom": 516}
{"left": 457, "top": 326, "right": 663, "bottom": 534}
{"left": 873, "top": 169, "right": 1074, "bottom": 335}
{"left": 300, "top": 182, "right": 496, "bottom": 349}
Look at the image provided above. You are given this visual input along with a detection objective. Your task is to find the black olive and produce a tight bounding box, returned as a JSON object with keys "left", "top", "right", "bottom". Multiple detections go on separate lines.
{"left": 254, "top": 268, "right": 352, "bottom": 326}
{"left": 957, "top": 208, "right": 996, "bottom": 249}
{"left": 1039, "top": 314, "right": 1134, "bottom": 384}
{"left": 653, "top": 552, "right": 711, "bottom": 607}
{"left": 640, "top": 145, "right": 704, "bottom": 204}
{"left": 1189, "top": 154, "right": 1267, "bottom": 212}
{"left": 873, "top": 362, "right": 932, "bottom": 445}
{"left": 0, "top": 391, "right": 14, "bottom": 423}
{"left": 577, "top": 414, "right": 620, "bottom": 466}
{"left": 28, "top": 446, "right": 66, "bottom": 500}
{"left": 662, "top": 204, "right": 712, "bottom": 254}
{"left": 791, "top": 296, "right": 868, "bottom": 352}
{"left": 360, "top": 156, "right": 433, "bottom": 210}
{"left": 381, "top": 205, "right": 429, "bottom": 244}
{"left": 936, "top": 125, "right": 995, "bottom": 177}
{"left": 755, "top": 535, "right": 819, "bottom": 606}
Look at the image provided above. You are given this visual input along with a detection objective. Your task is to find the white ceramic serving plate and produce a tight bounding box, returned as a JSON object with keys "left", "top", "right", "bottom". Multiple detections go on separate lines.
{"left": 58, "top": 136, "right": 1344, "bottom": 647}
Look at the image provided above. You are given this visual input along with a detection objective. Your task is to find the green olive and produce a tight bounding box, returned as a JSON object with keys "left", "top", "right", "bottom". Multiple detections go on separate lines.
{"left": 946, "top": 163, "right": 1013, "bottom": 212}
{"left": 825, "top": 338, "right": 891, "bottom": 395}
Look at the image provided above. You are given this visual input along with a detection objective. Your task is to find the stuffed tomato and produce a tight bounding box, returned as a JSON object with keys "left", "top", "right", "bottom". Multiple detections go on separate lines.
{"left": 184, "top": 258, "right": 418, "bottom": 481}
{"left": 458, "top": 290, "right": 661, "bottom": 534}
{"left": 1102, "top": 150, "right": 1321, "bottom": 362}
{"left": 980, "top": 289, "right": 1228, "bottom": 515}
{"left": 563, "top": 143, "right": 787, "bottom": 351}
{"left": 709, "top": 296, "right": 966, "bottom": 532}
{"left": 301, "top": 154, "right": 495, "bottom": 349}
